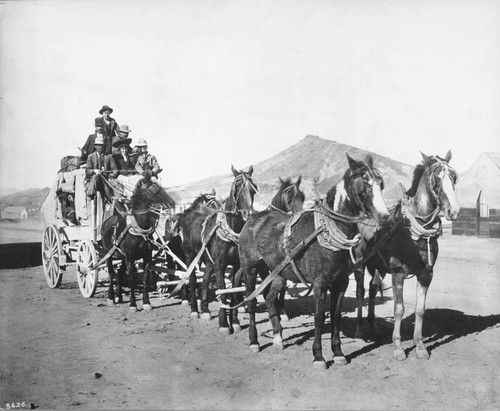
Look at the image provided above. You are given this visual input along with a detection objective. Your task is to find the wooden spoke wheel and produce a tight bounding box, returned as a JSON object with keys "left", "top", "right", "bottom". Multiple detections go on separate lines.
{"left": 41, "top": 225, "right": 63, "bottom": 288}
{"left": 76, "top": 239, "right": 99, "bottom": 298}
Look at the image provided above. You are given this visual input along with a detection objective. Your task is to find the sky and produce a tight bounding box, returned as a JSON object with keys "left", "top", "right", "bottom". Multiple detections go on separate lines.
{"left": 1, "top": 0, "right": 499, "bottom": 191}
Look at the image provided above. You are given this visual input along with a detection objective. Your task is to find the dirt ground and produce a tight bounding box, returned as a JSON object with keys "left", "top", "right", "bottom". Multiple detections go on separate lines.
{"left": 0, "top": 230, "right": 499, "bottom": 410}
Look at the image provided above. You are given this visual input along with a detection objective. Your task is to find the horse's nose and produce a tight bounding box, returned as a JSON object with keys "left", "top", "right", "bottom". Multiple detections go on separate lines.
{"left": 445, "top": 206, "right": 460, "bottom": 221}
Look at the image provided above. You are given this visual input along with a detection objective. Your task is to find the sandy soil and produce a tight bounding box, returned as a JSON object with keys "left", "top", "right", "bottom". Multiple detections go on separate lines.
{"left": 0, "top": 232, "right": 499, "bottom": 410}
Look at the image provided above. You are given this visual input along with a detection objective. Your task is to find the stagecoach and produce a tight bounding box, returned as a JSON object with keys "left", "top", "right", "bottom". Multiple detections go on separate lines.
{"left": 40, "top": 165, "right": 184, "bottom": 300}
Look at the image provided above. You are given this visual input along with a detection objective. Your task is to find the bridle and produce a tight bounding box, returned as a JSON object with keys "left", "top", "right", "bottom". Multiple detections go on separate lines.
{"left": 349, "top": 165, "right": 385, "bottom": 224}
{"left": 228, "top": 173, "right": 258, "bottom": 215}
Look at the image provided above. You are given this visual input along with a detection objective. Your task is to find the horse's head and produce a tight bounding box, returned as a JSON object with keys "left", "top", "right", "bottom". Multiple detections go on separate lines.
{"left": 187, "top": 188, "right": 220, "bottom": 212}
{"left": 133, "top": 177, "right": 176, "bottom": 211}
{"left": 341, "top": 153, "right": 391, "bottom": 226}
{"left": 228, "top": 165, "right": 258, "bottom": 221}
{"left": 416, "top": 150, "right": 460, "bottom": 221}
{"left": 271, "top": 176, "right": 305, "bottom": 213}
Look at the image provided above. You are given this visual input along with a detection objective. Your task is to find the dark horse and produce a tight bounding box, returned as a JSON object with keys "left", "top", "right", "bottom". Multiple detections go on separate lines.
{"left": 235, "top": 154, "right": 391, "bottom": 368}
{"left": 164, "top": 189, "right": 221, "bottom": 304}
{"left": 178, "top": 165, "right": 257, "bottom": 333}
{"left": 102, "top": 176, "right": 176, "bottom": 312}
{"left": 354, "top": 150, "right": 460, "bottom": 360}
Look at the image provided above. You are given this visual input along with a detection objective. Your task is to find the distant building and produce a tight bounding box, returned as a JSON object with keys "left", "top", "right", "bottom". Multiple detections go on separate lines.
{"left": 452, "top": 152, "right": 500, "bottom": 238}
{"left": 1, "top": 206, "right": 29, "bottom": 220}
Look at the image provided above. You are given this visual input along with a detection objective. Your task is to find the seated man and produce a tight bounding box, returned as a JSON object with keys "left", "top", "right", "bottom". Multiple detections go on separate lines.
{"left": 112, "top": 138, "right": 136, "bottom": 177}
{"left": 134, "top": 138, "right": 162, "bottom": 179}
{"left": 85, "top": 136, "right": 117, "bottom": 200}
{"left": 112, "top": 124, "right": 132, "bottom": 156}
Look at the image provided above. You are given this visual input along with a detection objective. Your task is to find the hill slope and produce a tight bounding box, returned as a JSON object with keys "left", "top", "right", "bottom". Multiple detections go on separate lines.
{"left": 167, "top": 135, "right": 414, "bottom": 208}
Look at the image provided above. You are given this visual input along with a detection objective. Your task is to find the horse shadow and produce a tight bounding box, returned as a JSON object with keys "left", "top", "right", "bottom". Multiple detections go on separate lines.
{"left": 280, "top": 308, "right": 500, "bottom": 361}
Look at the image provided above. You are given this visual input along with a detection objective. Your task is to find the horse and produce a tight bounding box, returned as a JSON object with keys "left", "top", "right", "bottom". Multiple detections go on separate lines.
{"left": 101, "top": 176, "right": 176, "bottom": 312}
{"left": 353, "top": 150, "right": 460, "bottom": 360}
{"left": 234, "top": 154, "right": 391, "bottom": 369}
{"left": 178, "top": 165, "right": 257, "bottom": 333}
{"left": 230, "top": 175, "right": 305, "bottom": 318}
{"left": 163, "top": 189, "right": 222, "bottom": 303}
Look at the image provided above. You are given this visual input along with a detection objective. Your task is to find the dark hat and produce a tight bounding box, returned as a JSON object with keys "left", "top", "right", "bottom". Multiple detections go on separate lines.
{"left": 94, "top": 117, "right": 104, "bottom": 126}
{"left": 99, "top": 105, "right": 113, "bottom": 114}
{"left": 112, "top": 137, "right": 132, "bottom": 148}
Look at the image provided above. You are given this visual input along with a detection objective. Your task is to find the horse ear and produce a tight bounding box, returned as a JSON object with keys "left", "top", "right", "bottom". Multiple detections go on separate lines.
{"left": 296, "top": 175, "right": 302, "bottom": 187}
{"left": 231, "top": 165, "right": 239, "bottom": 177}
{"left": 420, "top": 151, "right": 432, "bottom": 163}
{"left": 364, "top": 154, "right": 373, "bottom": 168}
{"left": 279, "top": 176, "right": 284, "bottom": 184}
{"left": 445, "top": 150, "right": 452, "bottom": 163}
{"left": 247, "top": 165, "right": 254, "bottom": 176}
{"left": 211, "top": 188, "right": 216, "bottom": 195}
{"left": 346, "top": 153, "right": 360, "bottom": 171}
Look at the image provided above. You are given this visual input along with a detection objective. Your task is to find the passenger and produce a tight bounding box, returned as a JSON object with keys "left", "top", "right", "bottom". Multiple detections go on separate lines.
{"left": 98, "top": 105, "right": 118, "bottom": 154}
{"left": 85, "top": 136, "right": 117, "bottom": 199}
{"left": 112, "top": 124, "right": 132, "bottom": 156}
{"left": 134, "top": 138, "right": 162, "bottom": 178}
{"left": 112, "top": 138, "right": 136, "bottom": 176}
{"left": 81, "top": 117, "right": 105, "bottom": 163}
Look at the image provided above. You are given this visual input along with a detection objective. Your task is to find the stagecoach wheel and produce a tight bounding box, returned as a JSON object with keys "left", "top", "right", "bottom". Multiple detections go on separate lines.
{"left": 76, "top": 239, "right": 99, "bottom": 298}
{"left": 41, "top": 225, "right": 63, "bottom": 288}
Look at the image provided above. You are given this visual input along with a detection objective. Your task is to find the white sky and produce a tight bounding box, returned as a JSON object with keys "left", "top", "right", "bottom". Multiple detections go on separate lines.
{"left": 1, "top": 0, "right": 499, "bottom": 190}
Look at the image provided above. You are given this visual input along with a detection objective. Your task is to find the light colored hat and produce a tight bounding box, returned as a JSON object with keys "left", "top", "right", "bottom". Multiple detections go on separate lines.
{"left": 118, "top": 124, "right": 131, "bottom": 133}
{"left": 94, "top": 136, "right": 104, "bottom": 145}
{"left": 135, "top": 138, "right": 148, "bottom": 147}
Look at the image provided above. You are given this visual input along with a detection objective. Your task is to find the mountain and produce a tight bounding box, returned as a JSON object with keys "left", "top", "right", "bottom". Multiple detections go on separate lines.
{"left": 167, "top": 135, "right": 414, "bottom": 209}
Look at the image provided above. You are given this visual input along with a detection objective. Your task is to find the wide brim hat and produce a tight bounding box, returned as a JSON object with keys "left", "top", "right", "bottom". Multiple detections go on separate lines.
{"left": 118, "top": 124, "right": 131, "bottom": 133}
{"left": 99, "top": 105, "right": 113, "bottom": 114}
{"left": 94, "top": 117, "right": 105, "bottom": 126}
{"left": 135, "top": 138, "right": 148, "bottom": 147}
{"left": 113, "top": 138, "right": 132, "bottom": 148}
{"left": 94, "top": 136, "right": 105, "bottom": 145}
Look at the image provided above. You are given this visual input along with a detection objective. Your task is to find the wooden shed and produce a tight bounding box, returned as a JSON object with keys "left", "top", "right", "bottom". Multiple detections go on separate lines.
{"left": 1, "top": 206, "right": 29, "bottom": 220}
{"left": 452, "top": 152, "right": 500, "bottom": 238}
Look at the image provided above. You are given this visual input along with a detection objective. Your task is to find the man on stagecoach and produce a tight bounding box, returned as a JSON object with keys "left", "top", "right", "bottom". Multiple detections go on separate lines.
{"left": 133, "top": 138, "right": 162, "bottom": 180}
{"left": 85, "top": 136, "right": 117, "bottom": 200}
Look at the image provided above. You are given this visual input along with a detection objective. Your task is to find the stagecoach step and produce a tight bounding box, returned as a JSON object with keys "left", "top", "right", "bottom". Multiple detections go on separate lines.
{"left": 215, "top": 286, "right": 246, "bottom": 296}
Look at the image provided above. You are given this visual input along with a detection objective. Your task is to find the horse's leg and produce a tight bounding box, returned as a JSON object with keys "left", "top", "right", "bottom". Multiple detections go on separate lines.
{"left": 367, "top": 268, "right": 384, "bottom": 337}
{"left": 126, "top": 256, "right": 137, "bottom": 313}
{"left": 246, "top": 266, "right": 260, "bottom": 353}
{"left": 115, "top": 261, "right": 125, "bottom": 304}
{"left": 414, "top": 269, "right": 433, "bottom": 359}
{"left": 184, "top": 252, "right": 200, "bottom": 317}
{"left": 142, "top": 253, "right": 153, "bottom": 311}
{"left": 311, "top": 283, "right": 327, "bottom": 369}
{"left": 354, "top": 267, "right": 366, "bottom": 339}
{"left": 215, "top": 261, "right": 231, "bottom": 335}
{"left": 199, "top": 262, "right": 214, "bottom": 320}
{"left": 392, "top": 269, "right": 406, "bottom": 360}
{"left": 107, "top": 259, "right": 115, "bottom": 306}
{"left": 330, "top": 275, "right": 349, "bottom": 366}
{"left": 266, "top": 276, "right": 286, "bottom": 350}
{"left": 230, "top": 267, "right": 244, "bottom": 333}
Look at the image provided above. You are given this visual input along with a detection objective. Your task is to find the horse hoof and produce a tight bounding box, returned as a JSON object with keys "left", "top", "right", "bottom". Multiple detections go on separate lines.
{"left": 219, "top": 327, "right": 230, "bottom": 336}
{"left": 107, "top": 299, "right": 115, "bottom": 307}
{"left": 249, "top": 344, "right": 260, "bottom": 353}
{"left": 232, "top": 324, "right": 241, "bottom": 333}
{"left": 181, "top": 300, "right": 189, "bottom": 306}
{"left": 237, "top": 306, "right": 247, "bottom": 313}
{"left": 190, "top": 311, "right": 199, "bottom": 318}
{"left": 200, "top": 313, "right": 211, "bottom": 321}
{"left": 393, "top": 349, "right": 407, "bottom": 361}
{"left": 129, "top": 306, "right": 138, "bottom": 313}
{"left": 143, "top": 304, "right": 152, "bottom": 312}
{"left": 416, "top": 349, "right": 430, "bottom": 360}
{"left": 313, "top": 361, "right": 327, "bottom": 370}
{"left": 333, "top": 356, "right": 348, "bottom": 366}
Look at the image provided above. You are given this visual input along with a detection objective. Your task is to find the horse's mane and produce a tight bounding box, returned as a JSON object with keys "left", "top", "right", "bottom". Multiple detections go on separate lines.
{"left": 185, "top": 193, "right": 216, "bottom": 213}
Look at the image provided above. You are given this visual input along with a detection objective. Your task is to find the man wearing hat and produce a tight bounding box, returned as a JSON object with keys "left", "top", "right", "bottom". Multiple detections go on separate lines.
{"left": 134, "top": 138, "right": 162, "bottom": 178}
{"left": 112, "top": 137, "right": 136, "bottom": 176}
{"left": 112, "top": 124, "right": 132, "bottom": 156}
{"left": 98, "top": 105, "right": 118, "bottom": 153}
{"left": 81, "top": 117, "right": 106, "bottom": 162}
{"left": 85, "top": 135, "right": 117, "bottom": 199}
